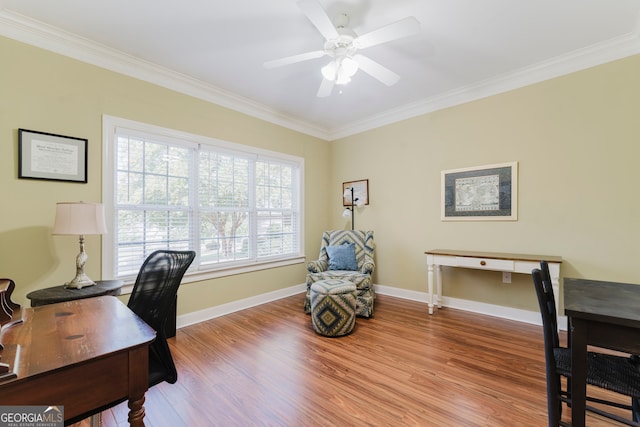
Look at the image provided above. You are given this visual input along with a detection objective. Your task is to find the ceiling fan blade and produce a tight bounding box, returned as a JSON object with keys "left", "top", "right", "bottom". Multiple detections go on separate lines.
{"left": 297, "top": 0, "right": 339, "bottom": 41}
{"left": 317, "top": 78, "right": 334, "bottom": 97}
{"left": 354, "top": 16, "right": 421, "bottom": 49}
{"left": 263, "top": 50, "right": 326, "bottom": 69}
{"left": 353, "top": 54, "right": 400, "bottom": 86}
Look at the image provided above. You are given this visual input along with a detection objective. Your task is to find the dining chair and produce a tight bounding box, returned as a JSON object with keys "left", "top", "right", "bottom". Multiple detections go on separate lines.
{"left": 532, "top": 263, "right": 640, "bottom": 426}
{"left": 70, "top": 249, "right": 196, "bottom": 426}
{"left": 0, "top": 278, "right": 21, "bottom": 328}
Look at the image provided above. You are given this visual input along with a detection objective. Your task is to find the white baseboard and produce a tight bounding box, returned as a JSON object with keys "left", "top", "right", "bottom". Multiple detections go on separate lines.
{"left": 375, "top": 284, "right": 568, "bottom": 331}
{"left": 176, "top": 283, "right": 306, "bottom": 329}
{"left": 176, "top": 283, "right": 567, "bottom": 332}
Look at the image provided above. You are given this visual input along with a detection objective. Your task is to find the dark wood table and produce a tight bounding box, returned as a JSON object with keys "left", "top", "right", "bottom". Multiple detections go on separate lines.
{"left": 0, "top": 296, "right": 155, "bottom": 426}
{"left": 26, "top": 279, "right": 123, "bottom": 306}
{"left": 564, "top": 278, "right": 640, "bottom": 426}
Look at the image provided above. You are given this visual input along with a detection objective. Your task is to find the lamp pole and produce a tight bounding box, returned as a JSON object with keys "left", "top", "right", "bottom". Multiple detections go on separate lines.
{"left": 342, "top": 186, "right": 361, "bottom": 230}
{"left": 349, "top": 187, "right": 355, "bottom": 230}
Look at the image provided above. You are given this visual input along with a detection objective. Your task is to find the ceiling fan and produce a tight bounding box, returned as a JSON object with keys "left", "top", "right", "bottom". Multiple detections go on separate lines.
{"left": 264, "top": 0, "right": 421, "bottom": 97}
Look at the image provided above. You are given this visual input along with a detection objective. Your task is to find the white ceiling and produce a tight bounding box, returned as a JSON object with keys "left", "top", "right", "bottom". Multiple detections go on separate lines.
{"left": 1, "top": 0, "right": 640, "bottom": 140}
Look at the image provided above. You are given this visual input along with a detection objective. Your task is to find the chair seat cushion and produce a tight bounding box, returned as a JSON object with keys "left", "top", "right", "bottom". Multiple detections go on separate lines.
{"left": 311, "top": 279, "right": 357, "bottom": 295}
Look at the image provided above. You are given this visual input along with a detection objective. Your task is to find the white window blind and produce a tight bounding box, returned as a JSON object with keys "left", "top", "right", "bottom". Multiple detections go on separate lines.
{"left": 103, "top": 116, "right": 303, "bottom": 280}
{"left": 114, "top": 133, "right": 195, "bottom": 277}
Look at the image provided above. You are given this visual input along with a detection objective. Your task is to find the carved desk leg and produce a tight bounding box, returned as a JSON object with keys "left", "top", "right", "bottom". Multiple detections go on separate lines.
{"left": 128, "top": 395, "right": 146, "bottom": 427}
{"left": 127, "top": 345, "right": 149, "bottom": 427}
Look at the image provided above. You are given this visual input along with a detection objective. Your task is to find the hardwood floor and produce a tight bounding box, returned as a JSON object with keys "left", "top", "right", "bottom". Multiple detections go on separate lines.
{"left": 71, "top": 294, "right": 629, "bottom": 426}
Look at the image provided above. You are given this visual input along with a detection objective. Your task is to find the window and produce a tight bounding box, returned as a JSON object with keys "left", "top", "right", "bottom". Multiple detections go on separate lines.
{"left": 102, "top": 116, "right": 303, "bottom": 281}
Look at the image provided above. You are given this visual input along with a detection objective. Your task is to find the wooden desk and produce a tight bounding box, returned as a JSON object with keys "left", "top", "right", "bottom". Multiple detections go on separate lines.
{"left": 0, "top": 296, "right": 155, "bottom": 426}
{"left": 26, "top": 281, "right": 177, "bottom": 339}
{"left": 26, "top": 279, "right": 123, "bottom": 306}
{"left": 564, "top": 278, "right": 640, "bottom": 427}
{"left": 425, "top": 249, "right": 562, "bottom": 315}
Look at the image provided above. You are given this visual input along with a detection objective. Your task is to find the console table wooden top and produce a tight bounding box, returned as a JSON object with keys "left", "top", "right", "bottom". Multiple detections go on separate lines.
{"left": 425, "top": 249, "right": 562, "bottom": 263}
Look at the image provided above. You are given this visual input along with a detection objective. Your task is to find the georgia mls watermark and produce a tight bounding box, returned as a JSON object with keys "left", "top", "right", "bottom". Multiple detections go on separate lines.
{"left": 0, "top": 406, "right": 63, "bottom": 427}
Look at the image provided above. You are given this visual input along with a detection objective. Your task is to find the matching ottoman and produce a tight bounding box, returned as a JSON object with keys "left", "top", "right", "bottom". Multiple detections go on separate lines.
{"left": 310, "top": 279, "right": 357, "bottom": 337}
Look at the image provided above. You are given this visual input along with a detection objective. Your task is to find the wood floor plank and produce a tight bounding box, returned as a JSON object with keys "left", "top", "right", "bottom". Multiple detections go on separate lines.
{"left": 70, "top": 293, "right": 630, "bottom": 426}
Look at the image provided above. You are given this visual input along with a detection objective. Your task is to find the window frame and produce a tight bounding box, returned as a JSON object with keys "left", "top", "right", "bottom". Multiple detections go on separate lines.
{"left": 102, "top": 115, "right": 305, "bottom": 284}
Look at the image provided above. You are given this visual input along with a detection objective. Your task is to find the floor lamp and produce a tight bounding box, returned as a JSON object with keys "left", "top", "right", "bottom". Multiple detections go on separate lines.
{"left": 342, "top": 187, "right": 364, "bottom": 230}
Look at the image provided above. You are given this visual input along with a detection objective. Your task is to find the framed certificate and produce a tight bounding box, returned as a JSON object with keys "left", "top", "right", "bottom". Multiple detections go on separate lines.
{"left": 18, "top": 129, "right": 88, "bottom": 183}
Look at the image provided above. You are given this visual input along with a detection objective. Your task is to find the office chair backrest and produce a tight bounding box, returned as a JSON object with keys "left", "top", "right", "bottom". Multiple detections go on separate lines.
{"left": 128, "top": 250, "right": 195, "bottom": 331}
{"left": 128, "top": 249, "right": 195, "bottom": 385}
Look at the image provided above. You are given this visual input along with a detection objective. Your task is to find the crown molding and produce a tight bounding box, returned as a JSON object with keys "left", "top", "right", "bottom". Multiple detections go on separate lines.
{"left": 329, "top": 31, "right": 640, "bottom": 140}
{"left": 0, "top": 9, "right": 331, "bottom": 140}
{"left": 2, "top": 9, "right": 639, "bottom": 142}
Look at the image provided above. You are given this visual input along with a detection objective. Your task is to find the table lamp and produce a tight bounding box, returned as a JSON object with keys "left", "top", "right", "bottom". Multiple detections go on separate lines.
{"left": 52, "top": 201, "right": 107, "bottom": 289}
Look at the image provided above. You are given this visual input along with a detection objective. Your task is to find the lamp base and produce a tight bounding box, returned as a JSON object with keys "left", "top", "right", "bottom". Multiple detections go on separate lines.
{"left": 64, "top": 272, "right": 96, "bottom": 289}
{"left": 64, "top": 236, "right": 96, "bottom": 289}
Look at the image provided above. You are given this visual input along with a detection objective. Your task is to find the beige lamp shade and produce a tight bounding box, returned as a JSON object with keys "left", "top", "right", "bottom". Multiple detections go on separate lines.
{"left": 53, "top": 201, "right": 106, "bottom": 289}
{"left": 53, "top": 202, "right": 107, "bottom": 236}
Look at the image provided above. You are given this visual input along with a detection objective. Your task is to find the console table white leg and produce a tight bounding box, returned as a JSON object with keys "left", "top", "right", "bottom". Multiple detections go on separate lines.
{"left": 427, "top": 259, "right": 435, "bottom": 314}
{"left": 436, "top": 265, "right": 443, "bottom": 309}
{"left": 548, "top": 262, "right": 561, "bottom": 321}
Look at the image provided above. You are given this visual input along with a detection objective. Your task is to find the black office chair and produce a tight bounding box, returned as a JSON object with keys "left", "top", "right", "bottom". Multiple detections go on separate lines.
{"left": 70, "top": 249, "right": 196, "bottom": 426}
{"left": 127, "top": 249, "right": 196, "bottom": 387}
{"left": 532, "top": 262, "right": 640, "bottom": 427}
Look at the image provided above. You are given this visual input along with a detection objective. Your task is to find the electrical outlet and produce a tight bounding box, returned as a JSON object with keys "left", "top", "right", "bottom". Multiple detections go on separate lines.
{"left": 502, "top": 272, "right": 512, "bottom": 283}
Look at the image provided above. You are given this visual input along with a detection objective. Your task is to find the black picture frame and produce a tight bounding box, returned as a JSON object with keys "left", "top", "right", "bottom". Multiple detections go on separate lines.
{"left": 18, "top": 128, "right": 88, "bottom": 183}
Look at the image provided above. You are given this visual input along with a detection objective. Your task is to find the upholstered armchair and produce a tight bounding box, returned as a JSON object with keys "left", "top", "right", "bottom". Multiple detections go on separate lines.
{"left": 304, "top": 230, "right": 375, "bottom": 318}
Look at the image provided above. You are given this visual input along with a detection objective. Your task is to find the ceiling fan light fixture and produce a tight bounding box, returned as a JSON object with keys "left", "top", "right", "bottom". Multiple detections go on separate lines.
{"left": 322, "top": 56, "right": 359, "bottom": 85}
{"left": 321, "top": 61, "right": 337, "bottom": 80}
{"left": 341, "top": 56, "right": 358, "bottom": 77}
{"left": 335, "top": 74, "right": 351, "bottom": 85}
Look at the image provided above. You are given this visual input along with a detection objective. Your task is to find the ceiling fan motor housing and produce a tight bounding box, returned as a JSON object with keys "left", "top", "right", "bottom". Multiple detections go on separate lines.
{"left": 322, "top": 13, "right": 359, "bottom": 86}
{"left": 323, "top": 35, "right": 357, "bottom": 58}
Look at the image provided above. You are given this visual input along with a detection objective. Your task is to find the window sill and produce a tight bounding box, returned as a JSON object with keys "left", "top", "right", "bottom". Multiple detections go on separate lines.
{"left": 118, "top": 255, "right": 306, "bottom": 295}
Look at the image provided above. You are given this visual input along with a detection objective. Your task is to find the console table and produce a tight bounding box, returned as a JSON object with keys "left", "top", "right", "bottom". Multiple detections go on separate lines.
{"left": 425, "top": 249, "right": 562, "bottom": 315}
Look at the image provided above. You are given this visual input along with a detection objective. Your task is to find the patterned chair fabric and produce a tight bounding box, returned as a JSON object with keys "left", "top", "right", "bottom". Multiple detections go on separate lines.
{"left": 310, "top": 279, "right": 357, "bottom": 337}
{"left": 304, "top": 230, "right": 375, "bottom": 317}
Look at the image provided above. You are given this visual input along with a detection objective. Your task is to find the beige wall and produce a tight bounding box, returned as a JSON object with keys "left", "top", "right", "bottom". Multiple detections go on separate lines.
{"left": 0, "top": 36, "right": 330, "bottom": 314}
{"left": 2, "top": 34, "right": 639, "bottom": 315}
{"left": 331, "top": 54, "right": 640, "bottom": 311}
